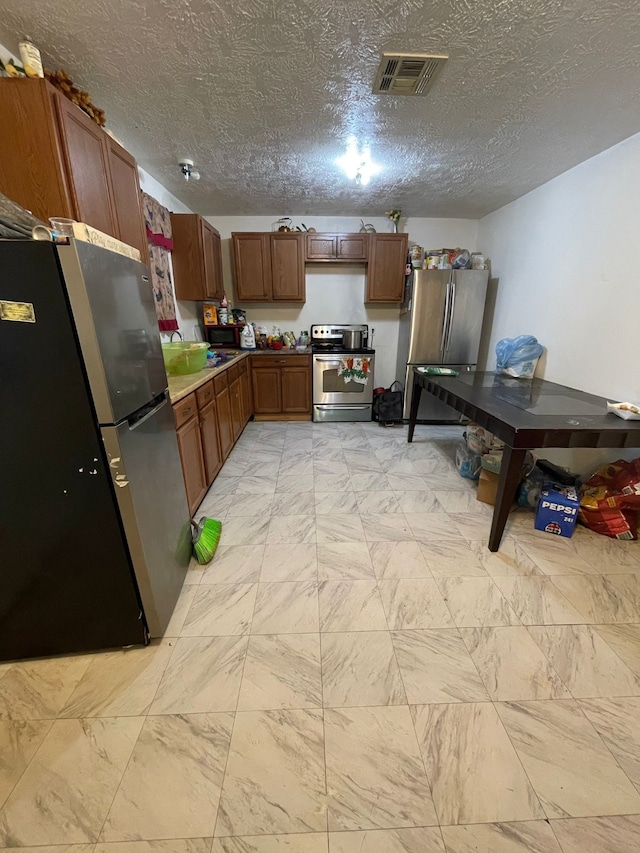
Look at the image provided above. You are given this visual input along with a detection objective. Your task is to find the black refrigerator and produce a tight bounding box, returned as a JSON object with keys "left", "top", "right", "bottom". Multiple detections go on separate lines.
{"left": 0, "top": 239, "right": 192, "bottom": 661}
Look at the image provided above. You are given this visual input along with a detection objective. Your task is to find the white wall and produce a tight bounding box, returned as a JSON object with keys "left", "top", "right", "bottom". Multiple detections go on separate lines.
{"left": 206, "top": 215, "right": 478, "bottom": 388}
{"left": 478, "top": 131, "right": 640, "bottom": 473}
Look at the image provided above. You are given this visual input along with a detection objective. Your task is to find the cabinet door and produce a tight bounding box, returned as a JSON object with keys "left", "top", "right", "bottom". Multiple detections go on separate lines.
{"left": 306, "top": 234, "right": 336, "bottom": 260}
{"left": 239, "top": 366, "right": 251, "bottom": 426}
{"left": 230, "top": 378, "right": 243, "bottom": 439}
{"left": 54, "top": 93, "right": 117, "bottom": 237}
{"left": 216, "top": 385, "right": 234, "bottom": 459}
{"left": 252, "top": 367, "right": 282, "bottom": 414}
{"left": 106, "top": 136, "right": 149, "bottom": 263}
{"left": 366, "top": 234, "right": 408, "bottom": 303}
{"left": 271, "top": 233, "right": 305, "bottom": 301}
{"left": 281, "top": 366, "right": 311, "bottom": 414}
{"left": 176, "top": 416, "right": 207, "bottom": 514}
{"left": 200, "top": 399, "right": 223, "bottom": 485}
{"left": 232, "top": 233, "right": 271, "bottom": 301}
{"left": 201, "top": 220, "right": 224, "bottom": 300}
{"left": 337, "top": 234, "right": 368, "bottom": 261}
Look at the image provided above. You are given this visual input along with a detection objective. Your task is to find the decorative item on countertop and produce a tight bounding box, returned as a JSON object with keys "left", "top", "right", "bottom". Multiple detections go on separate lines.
{"left": 385, "top": 208, "right": 402, "bottom": 233}
{"left": 19, "top": 37, "right": 44, "bottom": 78}
{"left": 272, "top": 217, "right": 292, "bottom": 232}
{"left": 359, "top": 220, "right": 376, "bottom": 233}
{"left": 44, "top": 68, "right": 106, "bottom": 126}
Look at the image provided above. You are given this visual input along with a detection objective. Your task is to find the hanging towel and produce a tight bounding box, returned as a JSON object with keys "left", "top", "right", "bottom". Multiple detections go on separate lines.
{"left": 141, "top": 191, "right": 179, "bottom": 332}
{"left": 338, "top": 357, "right": 371, "bottom": 385}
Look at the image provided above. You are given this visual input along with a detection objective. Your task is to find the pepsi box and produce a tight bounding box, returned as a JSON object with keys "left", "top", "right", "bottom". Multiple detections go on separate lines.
{"left": 534, "top": 481, "right": 580, "bottom": 538}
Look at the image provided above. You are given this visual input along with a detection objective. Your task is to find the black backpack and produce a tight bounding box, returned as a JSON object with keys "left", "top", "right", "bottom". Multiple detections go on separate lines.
{"left": 373, "top": 381, "right": 404, "bottom": 423}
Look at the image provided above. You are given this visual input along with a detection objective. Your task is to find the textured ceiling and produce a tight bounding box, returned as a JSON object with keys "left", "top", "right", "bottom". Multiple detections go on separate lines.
{"left": 2, "top": 1, "right": 640, "bottom": 217}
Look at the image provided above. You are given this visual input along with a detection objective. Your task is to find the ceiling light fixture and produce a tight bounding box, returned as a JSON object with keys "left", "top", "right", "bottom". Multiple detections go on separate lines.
{"left": 336, "top": 137, "right": 380, "bottom": 186}
{"left": 179, "top": 158, "right": 200, "bottom": 181}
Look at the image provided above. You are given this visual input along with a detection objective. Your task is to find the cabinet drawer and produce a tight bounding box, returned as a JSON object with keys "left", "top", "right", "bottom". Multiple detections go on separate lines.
{"left": 173, "top": 392, "right": 198, "bottom": 428}
{"left": 214, "top": 372, "right": 228, "bottom": 395}
{"left": 265, "top": 355, "right": 309, "bottom": 367}
{"left": 228, "top": 363, "right": 240, "bottom": 384}
{"left": 196, "top": 380, "right": 215, "bottom": 409}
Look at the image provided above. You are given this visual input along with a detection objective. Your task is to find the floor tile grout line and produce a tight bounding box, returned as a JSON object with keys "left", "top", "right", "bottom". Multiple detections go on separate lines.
{"left": 0, "top": 716, "right": 55, "bottom": 813}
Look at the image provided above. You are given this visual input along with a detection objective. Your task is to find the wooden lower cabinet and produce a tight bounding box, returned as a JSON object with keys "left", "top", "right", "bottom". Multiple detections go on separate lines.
{"left": 229, "top": 379, "right": 243, "bottom": 439}
{"left": 282, "top": 366, "right": 311, "bottom": 413}
{"left": 239, "top": 363, "right": 251, "bottom": 424}
{"left": 252, "top": 367, "right": 282, "bottom": 415}
{"left": 175, "top": 415, "right": 207, "bottom": 515}
{"left": 251, "top": 355, "right": 311, "bottom": 420}
{"left": 199, "top": 399, "right": 223, "bottom": 483}
{"left": 215, "top": 384, "right": 234, "bottom": 459}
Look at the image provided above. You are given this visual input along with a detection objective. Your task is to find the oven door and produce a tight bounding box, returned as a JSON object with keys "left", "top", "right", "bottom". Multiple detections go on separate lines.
{"left": 313, "top": 355, "right": 375, "bottom": 405}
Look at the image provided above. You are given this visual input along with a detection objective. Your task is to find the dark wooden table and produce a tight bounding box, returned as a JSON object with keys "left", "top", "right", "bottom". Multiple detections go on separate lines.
{"left": 408, "top": 370, "right": 640, "bottom": 551}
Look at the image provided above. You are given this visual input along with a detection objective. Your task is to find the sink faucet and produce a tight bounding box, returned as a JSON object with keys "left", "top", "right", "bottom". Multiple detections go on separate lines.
{"left": 169, "top": 330, "right": 183, "bottom": 342}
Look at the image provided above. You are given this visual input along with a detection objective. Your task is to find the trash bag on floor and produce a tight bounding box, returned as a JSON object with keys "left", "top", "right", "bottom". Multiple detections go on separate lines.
{"left": 579, "top": 458, "right": 640, "bottom": 539}
{"left": 496, "top": 335, "right": 543, "bottom": 378}
{"left": 456, "top": 440, "right": 481, "bottom": 480}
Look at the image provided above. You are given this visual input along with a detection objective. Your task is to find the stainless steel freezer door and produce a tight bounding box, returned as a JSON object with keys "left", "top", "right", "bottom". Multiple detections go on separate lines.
{"left": 101, "top": 395, "right": 192, "bottom": 637}
{"left": 58, "top": 241, "right": 167, "bottom": 424}
{"left": 444, "top": 270, "right": 489, "bottom": 364}
{"left": 406, "top": 270, "right": 451, "bottom": 364}
{"left": 402, "top": 364, "right": 474, "bottom": 421}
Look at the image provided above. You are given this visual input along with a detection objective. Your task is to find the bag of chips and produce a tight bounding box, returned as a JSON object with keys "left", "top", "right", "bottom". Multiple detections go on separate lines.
{"left": 578, "top": 459, "right": 640, "bottom": 539}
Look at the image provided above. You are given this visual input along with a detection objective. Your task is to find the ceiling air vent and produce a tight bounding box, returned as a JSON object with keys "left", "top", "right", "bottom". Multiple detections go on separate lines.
{"left": 372, "top": 52, "right": 448, "bottom": 96}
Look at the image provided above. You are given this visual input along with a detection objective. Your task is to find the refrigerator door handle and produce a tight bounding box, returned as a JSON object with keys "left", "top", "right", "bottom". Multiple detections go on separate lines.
{"left": 444, "top": 276, "right": 457, "bottom": 357}
{"left": 439, "top": 277, "right": 451, "bottom": 361}
{"left": 127, "top": 393, "right": 169, "bottom": 431}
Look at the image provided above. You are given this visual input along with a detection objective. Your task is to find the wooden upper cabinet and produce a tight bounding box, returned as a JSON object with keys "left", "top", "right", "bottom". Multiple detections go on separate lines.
{"left": 0, "top": 79, "right": 73, "bottom": 222}
{"left": 366, "top": 233, "right": 409, "bottom": 303}
{"left": 337, "top": 234, "right": 368, "bottom": 260}
{"left": 232, "top": 233, "right": 272, "bottom": 301}
{"left": 0, "top": 78, "right": 147, "bottom": 256}
{"left": 271, "top": 233, "right": 305, "bottom": 301}
{"left": 105, "top": 136, "right": 149, "bottom": 263}
{"left": 202, "top": 221, "right": 224, "bottom": 300}
{"left": 171, "top": 214, "right": 224, "bottom": 301}
{"left": 54, "top": 92, "right": 117, "bottom": 238}
{"left": 306, "top": 234, "right": 336, "bottom": 260}
{"left": 305, "top": 233, "right": 368, "bottom": 262}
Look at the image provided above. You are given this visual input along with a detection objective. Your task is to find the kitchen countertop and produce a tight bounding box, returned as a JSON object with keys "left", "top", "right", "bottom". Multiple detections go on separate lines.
{"left": 167, "top": 347, "right": 311, "bottom": 404}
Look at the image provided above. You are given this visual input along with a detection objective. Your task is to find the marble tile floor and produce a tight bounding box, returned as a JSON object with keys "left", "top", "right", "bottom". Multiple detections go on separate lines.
{"left": 2, "top": 421, "right": 640, "bottom": 853}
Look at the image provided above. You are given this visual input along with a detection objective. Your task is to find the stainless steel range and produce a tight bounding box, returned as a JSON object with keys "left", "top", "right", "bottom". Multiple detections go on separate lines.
{"left": 311, "top": 324, "right": 376, "bottom": 422}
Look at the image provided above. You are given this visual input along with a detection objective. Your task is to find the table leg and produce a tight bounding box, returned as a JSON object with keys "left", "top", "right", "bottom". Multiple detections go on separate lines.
{"left": 407, "top": 376, "right": 421, "bottom": 443}
{"left": 488, "top": 446, "right": 527, "bottom": 551}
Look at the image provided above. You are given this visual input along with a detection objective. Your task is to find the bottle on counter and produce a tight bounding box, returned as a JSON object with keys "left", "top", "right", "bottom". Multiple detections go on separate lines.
{"left": 19, "top": 37, "right": 44, "bottom": 78}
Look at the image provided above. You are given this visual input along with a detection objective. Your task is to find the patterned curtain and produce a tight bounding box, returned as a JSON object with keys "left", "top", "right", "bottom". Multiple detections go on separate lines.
{"left": 141, "top": 192, "right": 179, "bottom": 332}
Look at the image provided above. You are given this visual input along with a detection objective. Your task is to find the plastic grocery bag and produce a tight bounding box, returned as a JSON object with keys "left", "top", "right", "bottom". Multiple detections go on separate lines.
{"left": 455, "top": 440, "right": 481, "bottom": 480}
{"left": 495, "top": 335, "right": 543, "bottom": 378}
{"left": 579, "top": 459, "right": 640, "bottom": 539}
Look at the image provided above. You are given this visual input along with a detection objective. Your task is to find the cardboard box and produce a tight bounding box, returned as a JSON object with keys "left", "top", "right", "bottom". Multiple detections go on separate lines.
{"left": 203, "top": 304, "right": 218, "bottom": 325}
{"left": 72, "top": 222, "right": 141, "bottom": 262}
{"left": 477, "top": 469, "right": 500, "bottom": 505}
{"left": 534, "top": 481, "right": 579, "bottom": 538}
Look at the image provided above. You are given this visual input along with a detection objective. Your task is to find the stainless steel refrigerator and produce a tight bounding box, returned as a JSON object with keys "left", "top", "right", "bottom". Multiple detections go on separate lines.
{"left": 396, "top": 268, "right": 489, "bottom": 421}
{"left": 0, "top": 239, "right": 191, "bottom": 660}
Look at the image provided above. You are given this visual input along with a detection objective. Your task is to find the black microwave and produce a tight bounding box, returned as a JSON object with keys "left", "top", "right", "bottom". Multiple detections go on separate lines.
{"left": 204, "top": 325, "right": 243, "bottom": 348}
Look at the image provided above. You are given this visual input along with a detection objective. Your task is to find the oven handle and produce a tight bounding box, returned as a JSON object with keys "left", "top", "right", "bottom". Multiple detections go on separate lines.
{"left": 315, "top": 357, "right": 345, "bottom": 363}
